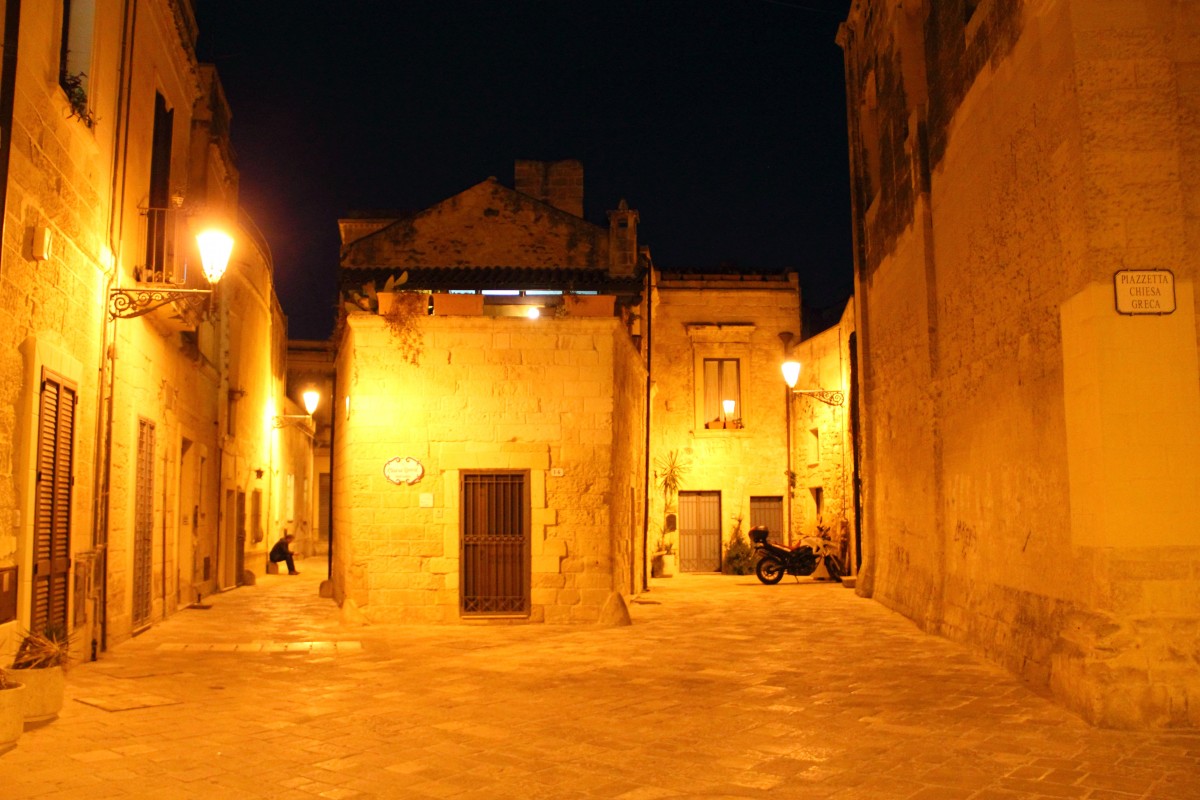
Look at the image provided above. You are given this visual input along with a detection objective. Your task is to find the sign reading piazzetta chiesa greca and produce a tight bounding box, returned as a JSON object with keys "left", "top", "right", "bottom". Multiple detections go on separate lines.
{"left": 1114, "top": 269, "right": 1176, "bottom": 315}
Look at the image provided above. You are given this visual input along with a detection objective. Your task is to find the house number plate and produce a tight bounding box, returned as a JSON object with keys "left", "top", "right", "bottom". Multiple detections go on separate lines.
{"left": 384, "top": 456, "right": 425, "bottom": 486}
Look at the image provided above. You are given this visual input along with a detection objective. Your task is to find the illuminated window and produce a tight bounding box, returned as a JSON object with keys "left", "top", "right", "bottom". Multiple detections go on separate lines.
{"left": 703, "top": 358, "right": 741, "bottom": 426}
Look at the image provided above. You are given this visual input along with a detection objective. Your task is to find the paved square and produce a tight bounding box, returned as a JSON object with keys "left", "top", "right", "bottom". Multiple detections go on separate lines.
{"left": 2, "top": 569, "right": 1198, "bottom": 798}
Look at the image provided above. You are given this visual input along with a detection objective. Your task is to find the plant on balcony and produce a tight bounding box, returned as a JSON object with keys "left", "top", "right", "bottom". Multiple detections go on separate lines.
{"left": 382, "top": 290, "right": 426, "bottom": 366}
{"left": 60, "top": 72, "right": 96, "bottom": 128}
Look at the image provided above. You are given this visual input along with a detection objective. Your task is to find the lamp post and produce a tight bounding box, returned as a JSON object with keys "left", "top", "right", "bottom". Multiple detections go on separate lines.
{"left": 108, "top": 227, "right": 234, "bottom": 319}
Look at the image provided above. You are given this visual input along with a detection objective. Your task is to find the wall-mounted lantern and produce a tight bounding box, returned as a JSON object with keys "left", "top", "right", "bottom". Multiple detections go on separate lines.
{"left": 108, "top": 227, "right": 234, "bottom": 319}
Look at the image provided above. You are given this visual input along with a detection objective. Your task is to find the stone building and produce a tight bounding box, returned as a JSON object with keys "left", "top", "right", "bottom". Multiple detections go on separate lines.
{"left": 334, "top": 161, "right": 649, "bottom": 623}
{"left": 649, "top": 270, "right": 819, "bottom": 568}
{"left": 333, "top": 160, "right": 852, "bottom": 620}
{"left": 0, "top": 1, "right": 308, "bottom": 662}
{"left": 839, "top": 0, "right": 1199, "bottom": 726}
{"left": 784, "top": 301, "right": 858, "bottom": 570}
{"left": 286, "top": 339, "right": 337, "bottom": 561}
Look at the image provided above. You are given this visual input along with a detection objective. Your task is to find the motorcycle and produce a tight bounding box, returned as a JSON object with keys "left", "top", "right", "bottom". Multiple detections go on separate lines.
{"left": 749, "top": 525, "right": 843, "bottom": 585}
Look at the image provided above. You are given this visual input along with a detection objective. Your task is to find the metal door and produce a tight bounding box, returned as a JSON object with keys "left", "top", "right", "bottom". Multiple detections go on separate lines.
{"left": 133, "top": 418, "right": 155, "bottom": 629}
{"left": 461, "top": 472, "right": 529, "bottom": 616}
{"left": 750, "top": 496, "right": 784, "bottom": 543}
{"left": 678, "top": 491, "right": 721, "bottom": 572}
{"left": 235, "top": 491, "right": 246, "bottom": 585}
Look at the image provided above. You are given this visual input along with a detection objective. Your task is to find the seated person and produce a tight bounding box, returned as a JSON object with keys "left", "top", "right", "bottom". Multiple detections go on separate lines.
{"left": 269, "top": 532, "right": 299, "bottom": 575}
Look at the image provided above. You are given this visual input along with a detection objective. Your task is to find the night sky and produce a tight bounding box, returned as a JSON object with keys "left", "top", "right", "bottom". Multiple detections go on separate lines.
{"left": 194, "top": 1, "right": 853, "bottom": 341}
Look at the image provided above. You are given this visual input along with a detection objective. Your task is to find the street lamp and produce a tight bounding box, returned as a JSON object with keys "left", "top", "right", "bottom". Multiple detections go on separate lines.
{"left": 275, "top": 389, "right": 321, "bottom": 430}
{"left": 196, "top": 229, "right": 234, "bottom": 284}
{"left": 108, "top": 227, "right": 234, "bottom": 319}
{"left": 302, "top": 389, "right": 320, "bottom": 416}
{"left": 780, "top": 359, "right": 844, "bottom": 407}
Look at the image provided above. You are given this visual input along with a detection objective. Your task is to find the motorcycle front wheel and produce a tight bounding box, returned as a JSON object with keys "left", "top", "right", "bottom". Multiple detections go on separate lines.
{"left": 755, "top": 557, "right": 785, "bottom": 585}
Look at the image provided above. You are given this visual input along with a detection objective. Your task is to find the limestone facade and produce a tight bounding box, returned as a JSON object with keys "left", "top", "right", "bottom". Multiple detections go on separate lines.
{"left": 335, "top": 161, "right": 648, "bottom": 623}
{"left": 787, "top": 302, "right": 858, "bottom": 569}
{"left": 840, "top": 0, "right": 1200, "bottom": 726}
{"left": 334, "top": 314, "right": 645, "bottom": 623}
{"left": 0, "top": 1, "right": 305, "bottom": 663}
{"left": 649, "top": 271, "right": 811, "bottom": 566}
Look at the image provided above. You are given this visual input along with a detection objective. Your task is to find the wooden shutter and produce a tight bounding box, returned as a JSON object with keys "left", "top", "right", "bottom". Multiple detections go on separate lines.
{"left": 33, "top": 370, "right": 76, "bottom": 632}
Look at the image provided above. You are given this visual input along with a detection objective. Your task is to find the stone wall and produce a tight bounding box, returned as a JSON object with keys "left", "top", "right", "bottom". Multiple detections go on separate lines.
{"left": 0, "top": 0, "right": 114, "bottom": 659}
{"left": 333, "top": 311, "right": 642, "bottom": 623}
{"left": 841, "top": 0, "right": 1200, "bottom": 726}
{"left": 789, "top": 302, "right": 857, "bottom": 568}
{"left": 650, "top": 272, "right": 801, "bottom": 558}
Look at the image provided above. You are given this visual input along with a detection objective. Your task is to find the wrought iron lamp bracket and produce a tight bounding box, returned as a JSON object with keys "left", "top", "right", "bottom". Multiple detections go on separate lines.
{"left": 273, "top": 415, "right": 316, "bottom": 439}
{"left": 108, "top": 287, "right": 211, "bottom": 319}
{"left": 272, "top": 415, "right": 312, "bottom": 429}
{"left": 791, "top": 389, "right": 845, "bottom": 407}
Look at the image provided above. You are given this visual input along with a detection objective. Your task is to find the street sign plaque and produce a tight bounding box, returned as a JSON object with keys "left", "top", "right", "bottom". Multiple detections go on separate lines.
{"left": 1114, "top": 270, "right": 1175, "bottom": 315}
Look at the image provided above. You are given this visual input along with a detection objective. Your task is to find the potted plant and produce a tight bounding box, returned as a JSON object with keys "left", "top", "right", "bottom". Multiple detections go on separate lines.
{"left": 659, "top": 537, "right": 677, "bottom": 577}
{"left": 0, "top": 670, "right": 26, "bottom": 753}
{"left": 655, "top": 450, "right": 688, "bottom": 511}
{"left": 4, "top": 625, "right": 71, "bottom": 724}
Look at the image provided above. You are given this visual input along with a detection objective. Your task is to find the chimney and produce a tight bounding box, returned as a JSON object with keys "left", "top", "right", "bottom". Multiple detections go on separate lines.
{"left": 514, "top": 160, "right": 583, "bottom": 217}
{"left": 607, "top": 199, "right": 639, "bottom": 277}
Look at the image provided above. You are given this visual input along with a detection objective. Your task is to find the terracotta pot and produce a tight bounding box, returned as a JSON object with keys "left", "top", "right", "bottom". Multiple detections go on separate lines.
{"left": 2, "top": 666, "right": 65, "bottom": 723}
{"left": 0, "top": 682, "right": 25, "bottom": 753}
{"left": 431, "top": 293, "right": 484, "bottom": 316}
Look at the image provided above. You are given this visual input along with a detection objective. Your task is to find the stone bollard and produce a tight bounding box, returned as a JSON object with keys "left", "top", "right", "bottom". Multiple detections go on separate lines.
{"left": 598, "top": 592, "right": 633, "bottom": 627}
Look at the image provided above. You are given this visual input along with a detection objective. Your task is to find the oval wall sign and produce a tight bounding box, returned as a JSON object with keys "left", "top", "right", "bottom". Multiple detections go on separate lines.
{"left": 384, "top": 456, "right": 424, "bottom": 486}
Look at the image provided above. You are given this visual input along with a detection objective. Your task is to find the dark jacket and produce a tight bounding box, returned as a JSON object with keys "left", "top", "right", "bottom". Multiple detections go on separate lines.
{"left": 269, "top": 538, "right": 292, "bottom": 562}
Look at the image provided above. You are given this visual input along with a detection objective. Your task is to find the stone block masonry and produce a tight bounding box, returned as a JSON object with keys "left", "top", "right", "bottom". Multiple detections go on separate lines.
{"left": 334, "top": 314, "right": 641, "bottom": 624}
{"left": 841, "top": 0, "right": 1200, "bottom": 727}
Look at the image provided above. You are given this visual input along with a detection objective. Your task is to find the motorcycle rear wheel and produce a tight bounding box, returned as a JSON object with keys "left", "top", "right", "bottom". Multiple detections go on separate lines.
{"left": 755, "top": 557, "right": 785, "bottom": 585}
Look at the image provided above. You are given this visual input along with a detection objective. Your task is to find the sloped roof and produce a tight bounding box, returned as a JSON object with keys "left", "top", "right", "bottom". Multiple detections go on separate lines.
{"left": 340, "top": 178, "right": 613, "bottom": 272}
{"left": 343, "top": 266, "right": 644, "bottom": 293}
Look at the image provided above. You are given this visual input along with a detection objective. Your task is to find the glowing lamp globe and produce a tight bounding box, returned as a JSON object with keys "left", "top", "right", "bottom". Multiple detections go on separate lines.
{"left": 196, "top": 229, "right": 234, "bottom": 285}
{"left": 302, "top": 389, "right": 320, "bottom": 415}
{"left": 781, "top": 360, "right": 801, "bottom": 388}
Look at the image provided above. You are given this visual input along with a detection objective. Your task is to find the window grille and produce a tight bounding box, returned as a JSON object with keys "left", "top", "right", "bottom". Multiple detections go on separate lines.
{"left": 133, "top": 418, "right": 155, "bottom": 628}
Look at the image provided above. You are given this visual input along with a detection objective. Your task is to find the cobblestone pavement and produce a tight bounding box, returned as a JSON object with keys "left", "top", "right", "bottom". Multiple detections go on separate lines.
{"left": 2, "top": 566, "right": 1198, "bottom": 799}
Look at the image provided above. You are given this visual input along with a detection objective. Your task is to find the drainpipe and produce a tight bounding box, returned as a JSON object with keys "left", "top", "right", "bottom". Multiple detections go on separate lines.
{"left": 640, "top": 262, "right": 655, "bottom": 592}
{"left": 91, "top": 0, "right": 139, "bottom": 654}
{"left": 327, "top": 367, "right": 337, "bottom": 581}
